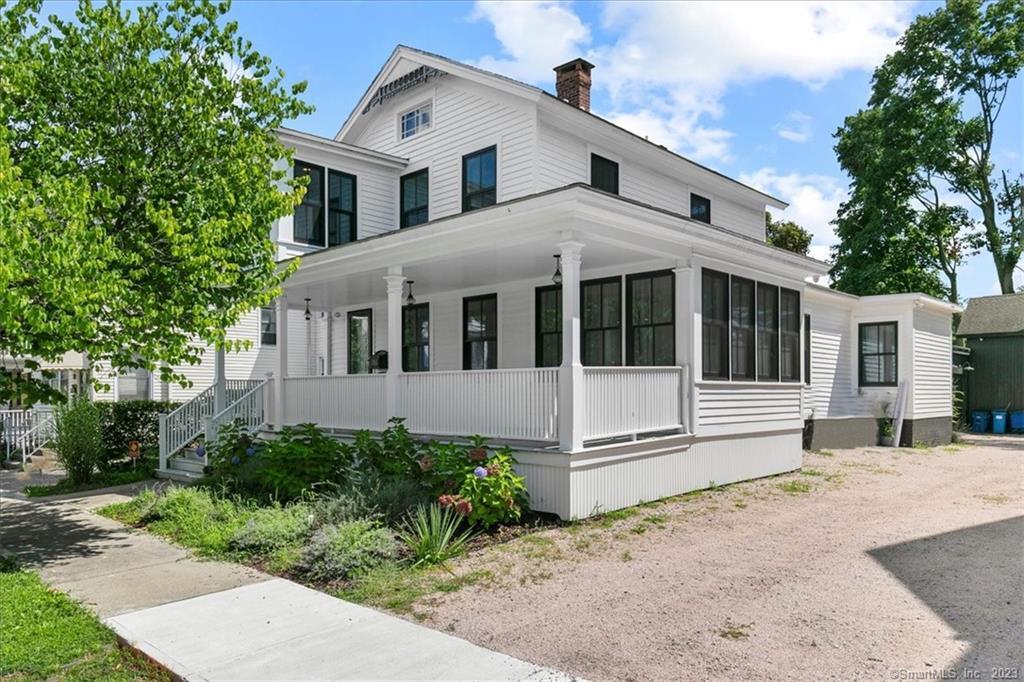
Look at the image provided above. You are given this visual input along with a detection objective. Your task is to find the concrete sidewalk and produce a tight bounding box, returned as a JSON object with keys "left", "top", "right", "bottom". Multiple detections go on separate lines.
{"left": 0, "top": 476, "right": 568, "bottom": 680}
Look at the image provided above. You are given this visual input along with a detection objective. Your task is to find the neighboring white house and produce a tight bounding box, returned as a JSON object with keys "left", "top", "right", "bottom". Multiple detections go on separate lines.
{"left": 87, "top": 46, "right": 959, "bottom": 518}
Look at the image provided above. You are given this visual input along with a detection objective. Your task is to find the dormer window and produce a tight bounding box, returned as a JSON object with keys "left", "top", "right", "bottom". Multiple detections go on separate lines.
{"left": 400, "top": 103, "right": 431, "bottom": 140}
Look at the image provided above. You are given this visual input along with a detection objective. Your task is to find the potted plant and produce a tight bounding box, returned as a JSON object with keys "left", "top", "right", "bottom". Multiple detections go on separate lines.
{"left": 876, "top": 401, "right": 894, "bottom": 446}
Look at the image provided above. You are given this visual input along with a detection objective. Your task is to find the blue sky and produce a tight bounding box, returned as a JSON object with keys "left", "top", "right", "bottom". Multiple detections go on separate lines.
{"left": 46, "top": 1, "right": 1024, "bottom": 299}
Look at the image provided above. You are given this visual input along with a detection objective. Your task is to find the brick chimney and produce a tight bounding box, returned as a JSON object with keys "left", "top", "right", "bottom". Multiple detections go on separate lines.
{"left": 554, "top": 58, "right": 595, "bottom": 112}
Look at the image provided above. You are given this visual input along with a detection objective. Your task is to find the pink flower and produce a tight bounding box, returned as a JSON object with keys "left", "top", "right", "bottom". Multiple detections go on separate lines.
{"left": 454, "top": 498, "right": 473, "bottom": 516}
{"left": 468, "top": 448, "right": 488, "bottom": 462}
{"left": 418, "top": 457, "right": 434, "bottom": 472}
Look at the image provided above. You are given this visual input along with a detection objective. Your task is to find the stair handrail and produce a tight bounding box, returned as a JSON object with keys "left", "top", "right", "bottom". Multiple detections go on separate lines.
{"left": 159, "top": 383, "right": 217, "bottom": 470}
{"left": 204, "top": 379, "right": 268, "bottom": 454}
{"left": 11, "top": 412, "right": 56, "bottom": 467}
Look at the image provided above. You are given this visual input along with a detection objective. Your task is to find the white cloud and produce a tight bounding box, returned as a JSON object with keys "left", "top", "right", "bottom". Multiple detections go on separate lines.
{"left": 470, "top": 1, "right": 590, "bottom": 83}
{"left": 741, "top": 168, "right": 849, "bottom": 263}
{"left": 469, "top": 1, "right": 913, "bottom": 161}
{"left": 775, "top": 111, "right": 813, "bottom": 143}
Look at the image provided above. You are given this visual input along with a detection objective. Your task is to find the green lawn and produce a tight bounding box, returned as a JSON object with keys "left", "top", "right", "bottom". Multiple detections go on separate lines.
{"left": 0, "top": 558, "right": 168, "bottom": 681}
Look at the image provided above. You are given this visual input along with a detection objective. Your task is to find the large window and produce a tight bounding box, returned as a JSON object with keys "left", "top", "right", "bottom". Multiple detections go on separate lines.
{"left": 859, "top": 321, "right": 897, "bottom": 386}
{"left": 691, "top": 193, "right": 711, "bottom": 224}
{"left": 462, "top": 146, "right": 497, "bottom": 212}
{"left": 463, "top": 294, "right": 498, "bottom": 369}
{"left": 590, "top": 154, "right": 619, "bottom": 195}
{"left": 701, "top": 269, "right": 729, "bottom": 380}
{"left": 756, "top": 282, "right": 779, "bottom": 381}
{"left": 626, "top": 271, "right": 674, "bottom": 366}
{"left": 260, "top": 307, "right": 276, "bottom": 347}
{"left": 294, "top": 160, "right": 325, "bottom": 245}
{"left": 328, "top": 170, "right": 356, "bottom": 246}
{"left": 400, "top": 104, "right": 431, "bottom": 140}
{"left": 402, "top": 303, "right": 430, "bottom": 372}
{"left": 780, "top": 289, "right": 801, "bottom": 382}
{"left": 730, "top": 276, "right": 755, "bottom": 380}
{"left": 347, "top": 309, "right": 373, "bottom": 375}
{"left": 400, "top": 169, "right": 429, "bottom": 228}
{"left": 581, "top": 277, "right": 621, "bottom": 366}
{"left": 535, "top": 285, "right": 561, "bottom": 368}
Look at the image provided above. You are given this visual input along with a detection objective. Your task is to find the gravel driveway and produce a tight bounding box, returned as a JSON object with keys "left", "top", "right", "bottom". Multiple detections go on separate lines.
{"left": 415, "top": 434, "right": 1023, "bottom": 680}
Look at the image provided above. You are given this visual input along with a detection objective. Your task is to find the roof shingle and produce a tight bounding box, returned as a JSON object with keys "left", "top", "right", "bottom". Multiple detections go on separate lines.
{"left": 956, "top": 293, "right": 1024, "bottom": 336}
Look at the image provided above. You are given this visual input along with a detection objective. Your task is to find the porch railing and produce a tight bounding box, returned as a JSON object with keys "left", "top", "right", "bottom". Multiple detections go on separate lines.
{"left": 1, "top": 409, "right": 34, "bottom": 455}
{"left": 226, "top": 379, "right": 263, "bottom": 402}
{"left": 282, "top": 375, "right": 388, "bottom": 431}
{"left": 205, "top": 379, "right": 268, "bottom": 446}
{"left": 582, "top": 366, "right": 685, "bottom": 440}
{"left": 159, "top": 384, "right": 215, "bottom": 470}
{"left": 6, "top": 412, "right": 56, "bottom": 466}
{"left": 398, "top": 368, "right": 559, "bottom": 442}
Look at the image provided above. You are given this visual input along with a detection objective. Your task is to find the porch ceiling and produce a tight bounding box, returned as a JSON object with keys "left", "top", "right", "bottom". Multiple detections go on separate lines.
{"left": 285, "top": 232, "right": 655, "bottom": 309}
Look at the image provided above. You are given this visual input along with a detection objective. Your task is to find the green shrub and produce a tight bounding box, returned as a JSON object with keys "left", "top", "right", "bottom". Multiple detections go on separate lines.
{"left": 297, "top": 519, "right": 399, "bottom": 582}
{"left": 349, "top": 417, "right": 421, "bottom": 478}
{"left": 53, "top": 399, "right": 104, "bottom": 484}
{"left": 229, "top": 503, "right": 313, "bottom": 555}
{"left": 95, "top": 400, "right": 177, "bottom": 470}
{"left": 141, "top": 487, "right": 254, "bottom": 555}
{"left": 397, "top": 504, "right": 475, "bottom": 567}
{"left": 207, "top": 422, "right": 351, "bottom": 501}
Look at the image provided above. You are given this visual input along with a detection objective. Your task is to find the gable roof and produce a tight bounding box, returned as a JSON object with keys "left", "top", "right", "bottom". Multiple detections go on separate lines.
{"left": 335, "top": 45, "right": 787, "bottom": 209}
{"left": 956, "top": 293, "right": 1024, "bottom": 336}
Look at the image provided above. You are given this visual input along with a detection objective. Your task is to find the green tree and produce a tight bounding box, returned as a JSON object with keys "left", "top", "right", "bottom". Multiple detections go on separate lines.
{"left": 765, "top": 212, "right": 812, "bottom": 255}
{"left": 0, "top": 0, "right": 310, "bottom": 404}
{"left": 832, "top": 0, "right": 1023, "bottom": 299}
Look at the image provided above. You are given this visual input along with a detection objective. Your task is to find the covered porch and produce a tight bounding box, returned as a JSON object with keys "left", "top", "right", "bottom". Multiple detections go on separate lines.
{"left": 269, "top": 187, "right": 699, "bottom": 452}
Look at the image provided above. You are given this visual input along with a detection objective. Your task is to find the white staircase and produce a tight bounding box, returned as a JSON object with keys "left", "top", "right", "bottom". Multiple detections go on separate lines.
{"left": 157, "top": 379, "right": 268, "bottom": 481}
{"left": 2, "top": 409, "right": 56, "bottom": 469}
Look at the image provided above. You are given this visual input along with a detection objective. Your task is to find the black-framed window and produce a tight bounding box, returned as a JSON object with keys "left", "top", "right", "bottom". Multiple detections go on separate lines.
{"left": 535, "top": 285, "right": 561, "bottom": 368}
{"left": 780, "top": 289, "right": 801, "bottom": 382}
{"left": 402, "top": 303, "right": 429, "bottom": 372}
{"left": 294, "top": 160, "right": 325, "bottom": 245}
{"left": 260, "top": 306, "right": 276, "bottom": 347}
{"left": 701, "top": 269, "right": 729, "bottom": 380}
{"left": 328, "top": 170, "right": 356, "bottom": 246}
{"left": 859, "top": 321, "right": 897, "bottom": 386}
{"left": 463, "top": 294, "right": 497, "bottom": 369}
{"left": 626, "top": 271, "right": 674, "bottom": 365}
{"left": 581, "top": 277, "right": 621, "bottom": 366}
{"left": 756, "top": 282, "right": 779, "bottom": 381}
{"left": 691, "top": 193, "right": 711, "bottom": 224}
{"left": 400, "top": 169, "right": 429, "bottom": 228}
{"left": 591, "top": 154, "right": 619, "bottom": 195}
{"left": 804, "top": 314, "right": 811, "bottom": 386}
{"left": 347, "top": 309, "right": 373, "bottom": 375}
{"left": 462, "top": 146, "right": 497, "bottom": 212}
{"left": 730, "top": 276, "right": 755, "bottom": 380}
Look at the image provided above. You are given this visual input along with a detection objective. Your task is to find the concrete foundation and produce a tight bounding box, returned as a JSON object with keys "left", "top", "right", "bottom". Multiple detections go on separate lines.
{"left": 804, "top": 417, "right": 952, "bottom": 450}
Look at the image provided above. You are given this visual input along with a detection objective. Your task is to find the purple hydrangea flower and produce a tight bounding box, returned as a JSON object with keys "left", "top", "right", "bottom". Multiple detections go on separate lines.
{"left": 231, "top": 455, "right": 241, "bottom": 465}
{"left": 473, "top": 466, "right": 488, "bottom": 478}
{"left": 245, "top": 446, "right": 256, "bottom": 457}
{"left": 195, "top": 445, "right": 206, "bottom": 458}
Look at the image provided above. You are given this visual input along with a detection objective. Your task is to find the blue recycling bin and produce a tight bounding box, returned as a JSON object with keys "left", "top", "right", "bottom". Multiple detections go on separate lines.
{"left": 991, "top": 410, "right": 1008, "bottom": 434}
{"left": 1010, "top": 411, "right": 1024, "bottom": 433}
{"left": 971, "top": 410, "right": 990, "bottom": 433}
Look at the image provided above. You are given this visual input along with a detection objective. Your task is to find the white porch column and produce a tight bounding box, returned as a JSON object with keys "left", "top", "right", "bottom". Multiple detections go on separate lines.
{"left": 275, "top": 294, "right": 289, "bottom": 429}
{"left": 674, "top": 254, "right": 695, "bottom": 433}
{"left": 213, "top": 345, "right": 226, "bottom": 414}
{"left": 558, "top": 241, "right": 585, "bottom": 451}
{"left": 383, "top": 268, "right": 406, "bottom": 419}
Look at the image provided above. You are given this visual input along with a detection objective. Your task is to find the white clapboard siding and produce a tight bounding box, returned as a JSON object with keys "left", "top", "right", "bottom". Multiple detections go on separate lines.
{"left": 398, "top": 368, "right": 558, "bottom": 441}
{"left": 354, "top": 77, "right": 536, "bottom": 220}
{"left": 912, "top": 308, "right": 953, "bottom": 419}
{"left": 282, "top": 375, "right": 388, "bottom": 430}
{"left": 697, "top": 383, "right": 803, "bottom": 435}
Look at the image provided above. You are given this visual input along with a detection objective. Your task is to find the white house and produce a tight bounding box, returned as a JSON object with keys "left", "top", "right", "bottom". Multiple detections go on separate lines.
{"left": 140, "top": 46, "right": 957, "bottom": 518}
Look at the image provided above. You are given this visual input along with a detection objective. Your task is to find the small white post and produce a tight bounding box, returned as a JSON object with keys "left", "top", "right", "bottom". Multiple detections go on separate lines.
{"left": 558, "top": 241, "right": 585, "bottom": 451}
{"left": 275, "top": 294, "right": 289, "bottom": 429}
{"left": 158, "top": 413, "right": 168, "bottom": 471}
{"left": 214, "top": 344, "right": 226, "bottom": 415}
{"left": 383, "top": 268, "right": 406, "bottom": 421}
{"left": 263, "top": 371, "right": 274, "bottom": 427}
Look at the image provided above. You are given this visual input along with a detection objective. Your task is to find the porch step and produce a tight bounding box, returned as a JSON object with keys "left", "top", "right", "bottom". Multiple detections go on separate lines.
{"left": 156, "top": 450, "right": 207, "bottom": 482}
{"left": 155, "top": 467, "right": 205, "bottom": 483}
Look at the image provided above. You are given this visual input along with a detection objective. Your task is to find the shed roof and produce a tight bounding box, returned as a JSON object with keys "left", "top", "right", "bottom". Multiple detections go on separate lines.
{"left": 956, "top": 293, "right": 1024, "bottom": 336}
